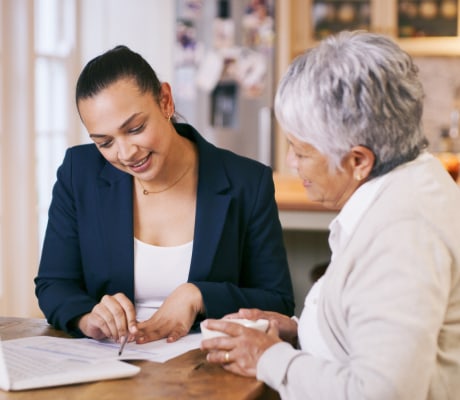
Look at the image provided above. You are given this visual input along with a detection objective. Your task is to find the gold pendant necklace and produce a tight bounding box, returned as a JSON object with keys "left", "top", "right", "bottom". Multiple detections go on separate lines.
{"left": 137, "top": 164, "right": 192, "bottom": 195}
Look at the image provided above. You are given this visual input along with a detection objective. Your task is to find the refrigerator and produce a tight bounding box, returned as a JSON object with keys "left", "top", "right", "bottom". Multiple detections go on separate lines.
{"left": 173, "top": 0, "right": 276, "bottom": 166}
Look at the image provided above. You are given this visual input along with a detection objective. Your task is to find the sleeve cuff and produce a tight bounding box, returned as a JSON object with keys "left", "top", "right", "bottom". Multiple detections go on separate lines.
{"left": 256, "top": 341, "right": 304, "bottom": 392}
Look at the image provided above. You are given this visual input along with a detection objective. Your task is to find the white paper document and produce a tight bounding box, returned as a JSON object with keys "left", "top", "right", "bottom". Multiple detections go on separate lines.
{"left": 116, "top": 332, "right": 203, "bottom": 362}
{"left": 0, "top": 333, "right": 202, "bottom": 391}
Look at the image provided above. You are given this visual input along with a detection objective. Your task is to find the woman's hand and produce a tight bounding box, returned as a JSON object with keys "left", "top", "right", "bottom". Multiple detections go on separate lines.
{"left": 200, "top": 318, "right": 282, "bottom": 377}
{"left": 136, "top": 283, "right": 204, "bottom": 343}
{"left": 78, "top": 292, "right": 138, "bottom": 342}
{"left": 224, "top": 308, "right": 298, "bottom": 345}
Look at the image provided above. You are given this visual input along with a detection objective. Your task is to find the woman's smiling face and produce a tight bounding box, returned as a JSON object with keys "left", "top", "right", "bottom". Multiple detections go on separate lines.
{"left": 77, "top": 78, "right": 174, "bottom": 180}
{"left": 285, "top": 133, "right": 359, "bottom": 210}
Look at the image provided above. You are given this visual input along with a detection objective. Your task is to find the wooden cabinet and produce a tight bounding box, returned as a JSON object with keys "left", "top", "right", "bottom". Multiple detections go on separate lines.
{"left": 279, "top": 0, "right": 460, "bottom": 59}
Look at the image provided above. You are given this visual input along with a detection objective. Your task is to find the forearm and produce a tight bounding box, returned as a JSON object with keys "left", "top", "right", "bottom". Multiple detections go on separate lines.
{"left": 194, "top": 280, "right": 294, "bottom": 318}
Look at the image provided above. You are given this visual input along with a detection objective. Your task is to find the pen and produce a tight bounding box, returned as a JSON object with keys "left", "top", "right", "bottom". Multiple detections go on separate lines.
{"left": 118, "top": 335, "right": 129, "bottom": 356}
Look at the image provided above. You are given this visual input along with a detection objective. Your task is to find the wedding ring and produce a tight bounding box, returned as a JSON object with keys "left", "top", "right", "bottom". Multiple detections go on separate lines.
{"left": 224, "top": 351, "right": 230, "bottom": 363}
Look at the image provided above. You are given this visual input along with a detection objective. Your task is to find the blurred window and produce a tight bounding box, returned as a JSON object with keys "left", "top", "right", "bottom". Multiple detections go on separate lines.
{"left": 34, "top": 0, "right": 76, "bottom": 248}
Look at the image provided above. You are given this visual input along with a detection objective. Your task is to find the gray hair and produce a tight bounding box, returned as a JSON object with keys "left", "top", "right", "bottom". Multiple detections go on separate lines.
{"left": 274, "top": 30, "right": 428, "bottom": 177}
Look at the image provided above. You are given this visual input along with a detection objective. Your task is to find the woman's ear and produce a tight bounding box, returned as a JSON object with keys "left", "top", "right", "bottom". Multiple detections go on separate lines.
{"left": 159, "top": 82, "right": 174, "bottom": 117}
{"left": 349, "top": 145, "right": 375, "bottom": 182}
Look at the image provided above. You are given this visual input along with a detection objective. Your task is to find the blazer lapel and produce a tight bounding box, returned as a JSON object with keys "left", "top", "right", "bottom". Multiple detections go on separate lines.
{"left": 188, "top": 135, "right": 232, "bottom": 281}
{"left": 97, "top": 162, "right": 135, "bottom": 300}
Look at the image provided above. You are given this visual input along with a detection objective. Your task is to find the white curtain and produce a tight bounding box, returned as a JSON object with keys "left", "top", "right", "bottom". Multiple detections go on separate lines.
{"left": 0, "top": 0, "right": 40, "bottom": 317}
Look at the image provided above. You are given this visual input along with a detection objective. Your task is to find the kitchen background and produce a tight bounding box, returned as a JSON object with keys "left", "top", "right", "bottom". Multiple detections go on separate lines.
{"left": 417, "top": 56, "right": 460, "bottom": 153}
{"left": 173, "top": 0, "right": 460, "bottom": 166}
{"left": 1, "top": 0, "right": 460, "bottom": 317}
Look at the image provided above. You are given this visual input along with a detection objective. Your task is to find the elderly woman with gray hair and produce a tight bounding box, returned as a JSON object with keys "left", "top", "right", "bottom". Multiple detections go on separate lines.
{"left": 201, "top": 31, "right": 460, "bottom": 399}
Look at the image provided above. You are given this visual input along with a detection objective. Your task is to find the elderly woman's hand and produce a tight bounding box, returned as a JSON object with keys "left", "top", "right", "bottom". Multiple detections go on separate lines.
{"left": 224, "top": 308, "right": 298, "bottom": 346}
{"left": 200, "top": 318, "right": 282, "bottom": 377}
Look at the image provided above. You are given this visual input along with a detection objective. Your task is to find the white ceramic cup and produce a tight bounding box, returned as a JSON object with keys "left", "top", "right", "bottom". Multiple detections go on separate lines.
{"left": 200, "top": 318, "right": 269, "bottom": 340}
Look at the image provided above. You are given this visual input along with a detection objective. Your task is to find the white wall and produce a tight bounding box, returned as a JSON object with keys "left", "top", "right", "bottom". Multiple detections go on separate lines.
{"left": 79, "top": 0, "right": 175, "bottom": 83}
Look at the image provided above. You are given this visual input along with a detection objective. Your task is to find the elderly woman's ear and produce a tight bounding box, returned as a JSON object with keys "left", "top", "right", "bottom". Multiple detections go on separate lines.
{"left": 347, "top": 145, "right": 375, "bottom": 182}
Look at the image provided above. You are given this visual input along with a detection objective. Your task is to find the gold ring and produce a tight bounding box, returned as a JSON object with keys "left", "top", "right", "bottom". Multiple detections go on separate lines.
{"left": 224, "top": 351, "right": 230, "bottom": 363}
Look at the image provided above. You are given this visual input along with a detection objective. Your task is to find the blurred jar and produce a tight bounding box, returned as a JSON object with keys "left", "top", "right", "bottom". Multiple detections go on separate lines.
{"left": 337, "top": 3, "right": 356, "bottom": 24}
{"left": 419, "top": 0, "right": 438, "bottom": 19}
{"left": 441, "top": 0, "right": 457, "bottom": 19}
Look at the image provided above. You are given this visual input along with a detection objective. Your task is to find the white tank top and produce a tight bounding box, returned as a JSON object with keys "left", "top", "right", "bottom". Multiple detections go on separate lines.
{"left": 134, "top": 238, "right": 192, "bottom": 322}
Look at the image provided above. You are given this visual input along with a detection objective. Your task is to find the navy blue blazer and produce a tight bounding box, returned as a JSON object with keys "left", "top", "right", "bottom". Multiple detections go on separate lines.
{"left": 35, "top": 124, "right": 294, "bottom": 335}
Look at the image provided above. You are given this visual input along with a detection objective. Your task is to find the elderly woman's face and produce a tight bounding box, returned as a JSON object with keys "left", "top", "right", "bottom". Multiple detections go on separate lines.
{"left": 286, "top": 134, "right": 359, "bottom": 210}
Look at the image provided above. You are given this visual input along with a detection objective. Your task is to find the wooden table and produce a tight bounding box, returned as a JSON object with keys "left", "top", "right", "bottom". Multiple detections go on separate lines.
{"left": 0, "top": 317, "right": 279, "bottom": 400}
